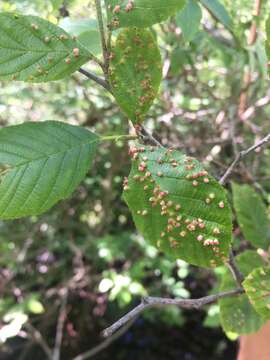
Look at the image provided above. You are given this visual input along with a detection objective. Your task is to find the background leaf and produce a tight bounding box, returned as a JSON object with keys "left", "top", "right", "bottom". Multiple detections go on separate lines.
{"left": 232, "top": 183, "right": 270, "bottom": 249}
{"left": 243, "top": 267, "right": 270, "bottom": 320}
{"left": 0, "top": 121, "right": 99, "bottom": 219}
{"left": 199, "top": 0, "right": 233, "bottom": 31}
{"left": 0, "top": 12, "right": 91, "bottom": 82}
{"left": 176, "top": 0, "right": 202, "bottom": 42}
{"left": 123, "top": 145, "right": 232, "bottom": 268}
{"left": 59, "top": 17, "right": 102, "bottom": 56}
{"left": 109, "top": 28, "right": 162, "bottom": 124}
{"left": 105, "top": 0, "right": 186, "bottom": 29}
{"left": 219, "top": 250, "right": 265, "bottom": 335}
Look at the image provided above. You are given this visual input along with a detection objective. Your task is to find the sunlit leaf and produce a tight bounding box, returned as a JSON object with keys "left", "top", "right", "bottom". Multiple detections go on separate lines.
{"left": 123, "top": 145, "right": 232, "bottom": 267}
{"left": 0, "top": 121, "right": 99, "bottom": 219}
{"left": 105, "top": 0, "right": 186, "bottom": 29}
{"left": 0, "top": 12, "right": 91, "bottom": 82}
{"left": 243, "top": 267, "right": 270, "bottom": 320}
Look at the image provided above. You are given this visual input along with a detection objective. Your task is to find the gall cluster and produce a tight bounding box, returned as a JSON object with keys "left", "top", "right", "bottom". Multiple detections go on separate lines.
{"left": 124, "top": 146, "right": 228, "bottom": 266}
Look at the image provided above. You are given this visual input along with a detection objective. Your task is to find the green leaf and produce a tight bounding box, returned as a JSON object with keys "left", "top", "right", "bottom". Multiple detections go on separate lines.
{"left": 123, "top": 145, "right": 232, "bottom": 268}
{"left": 176, "top": 0, "right": 202, "bottom": 42}
{"left": 59, "top": 18, "right": 102, "bottom": 56}
{"left": 243, "top": 267, "right": 270, "bottom": 320}
{"left": 265, "top": 16, "right": 270, "bottom": 74}
{"left": 199, "top": 0, "right": 233, "bottom": 31}
{"left": 0, "top": 12, "right": 91, "bottom": 82}
{"left": 232, "top": 183, "right": 270, "bottom": 250}
{"left": 109, "top": 28, "right": 162, "bottom": 124}
{"left": 0, "top": 121, "right": 99, "bottom": 219}
{"left": 219, "top": 250, "right": 265, "bottom": 335}
{"left": 105, "top": 0, "right": 186, "bottom": 29}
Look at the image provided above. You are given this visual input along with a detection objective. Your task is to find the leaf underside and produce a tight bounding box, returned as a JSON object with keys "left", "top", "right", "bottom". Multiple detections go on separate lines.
{"left": 109, "top": 28, "right": 162, "bottom": 124}
{"left": 123, "top": 145, "right": 232, "bottom": 268}
{"left": 0, "top": 12, "right": 91, "bottom": 82}
{"left": 0, "top": 121, "right": 99, "bottom": 219}
{"left": 219, "top": 250, "right": 265, "bottom": 335}
{"left": 105, "top": 0, "right": 186, "bottom": 29}
{"left": 243, "top": 267, "right": 270, "bottom": 320}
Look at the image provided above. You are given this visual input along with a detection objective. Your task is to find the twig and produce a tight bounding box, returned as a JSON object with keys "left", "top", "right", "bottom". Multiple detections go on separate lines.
{"left": 95, "top": 0, "right": 109, "bottom": 79}
{"left": 52, "top": 290, "right": 68, "bottom": 360}
{"left": 138, "top": 125, "right": 165, "bottom": 148}
{"left": 226, "top": 250, "right": 244, "bottom": 286}
{"left": 219, "top": 132, "right": 270, "bottom": 186}
{"left": 25, "top": 323, "right": 53, "bottom": 360}
{"left": 102, "top": 288, "right": 244, "bottom": 337}
{"left": 79, "top": 68, "right": 111, "bottom": 92}
{"left": 72, "top": 319, "right": 136, "bottom": 360}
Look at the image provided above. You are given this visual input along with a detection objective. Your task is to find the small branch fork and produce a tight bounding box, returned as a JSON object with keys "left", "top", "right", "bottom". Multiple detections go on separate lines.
{"left": 102, "top": 288, "right": 244, "bottom": 337}
{"left": 219, "top": 132, "right": 270, "bottom": 185}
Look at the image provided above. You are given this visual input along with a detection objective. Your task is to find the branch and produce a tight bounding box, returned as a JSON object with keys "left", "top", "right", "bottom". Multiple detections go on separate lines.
{"left": 52, "top": 290, "right": 68, "bottom": 360}
{"left": 95, "top": 0, "right": 109, "bottom": 79}
{"left": 102, "top": 288, "right": 244, "bottom": 337}
{"left": 226, "top": 249, "right": 244, "bottom": 286}
{"left": 25, "top": 323, "right": 53, "bottom": 360}
{"left": 72, "top": 319, "right": 136, "bottom": 360}
{"left": 219, "top": 132, "right": 270, "bottom": 186}
{"left": 79, "top": 68, "right": 111, "bottom": 92}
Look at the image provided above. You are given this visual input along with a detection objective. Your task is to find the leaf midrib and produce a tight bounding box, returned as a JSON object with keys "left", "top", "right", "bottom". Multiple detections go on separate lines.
{"left": 2, "top": 137, "right": 99, "bottom": 171}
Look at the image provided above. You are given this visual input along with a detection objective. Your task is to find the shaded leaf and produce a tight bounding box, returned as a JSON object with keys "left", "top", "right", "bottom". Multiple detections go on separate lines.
{"left": 109, "top": 28, "right": 162, "bottom": 124}
{"left": 219, "top": 250, "right": 265, "bottom": 335}
{"left": 243, "top": 267, "right": 270, "bottom": 320}
{"left": 176, "top": 0, "right": 202, "bottom": 42}
{"left": 232, "top": 183, "right": 270, "bottom": 250}
{"left": 0, "top": 12, "right": 91, "bottom": 82}
{"left": 105, "top": 0, "right": 186, "bottom": 29}
{"left": 0, "top": 121, "right": 99, "bottom": 219}
{"left": 200, "top": 0, "right": 233, "bottom": 31}
{"left": 123, "top": 145, "right": 232, "bottom": 268}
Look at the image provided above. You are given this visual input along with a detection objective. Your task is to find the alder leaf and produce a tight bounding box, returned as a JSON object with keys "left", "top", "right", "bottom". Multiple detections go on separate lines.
{"left": 243, "top": 267, "right": 270, "bottom": 320}
{"left": 0, "top": 121, "right": 99, "bottom": 219}
{"left": 0, "top": 12, "right": 91, "bottom": 82}
{"left": 232, "top": 183, "right": 270, "bottom": 250}
{"left": 123, "top": 145, "right": 232, "bottom": 268}
{"left": 176, "top": 0, "right": 202, "bottom": 42}
{"left": 105, "top": 0, "right": 186, "bottom": 29}
{"left": 109, "top": 28, "right": 162, "bottom": 124}
{"left": 219, "top": 250, "right": 265, "bottom": 335}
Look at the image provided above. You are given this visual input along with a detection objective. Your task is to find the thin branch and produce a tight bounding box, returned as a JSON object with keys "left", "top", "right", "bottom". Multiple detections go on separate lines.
{"left": 25, "top": 323, "right": 53, "bottom": 360}
{"left": 52, "top": 290, "right": 68, "bottom": 360}
{"left": 72, "top": 319, "right": 136, "bottom": 360}
{"left": 103, "top": 288, "right": 244, "bottom": 337}
{"left": 226, "top": 250, "right": 244, "bottom": 286}
{"left": 219, "top": 132, "right": 270, "bottom": 186}
{"left": 79, "top": 68, "right": 111, "bottom": 92}
{"left": 138, "top": 125, "right": 165, "bottom": 148}
{"left": 95, "top": 0, "right": 108, "bottom": 78}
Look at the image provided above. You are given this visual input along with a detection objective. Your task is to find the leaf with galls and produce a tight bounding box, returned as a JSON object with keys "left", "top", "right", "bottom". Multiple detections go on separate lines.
{"left": 105, "top": 0, "right": 186, "bottom": 28}
{"left": 0, "top": 12, "right": 91, "bottom": 82}
{"left": 109, "top": 28, "right": 162, "bottom": 124}
{"left": 123, "top": 145, "right": 232, "bottom": 268}
{"left": 243, "top": 266, "right": 270, "bottom": 320}
{"left": 219, "top": 250, "right": 266, "bottom": 335}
